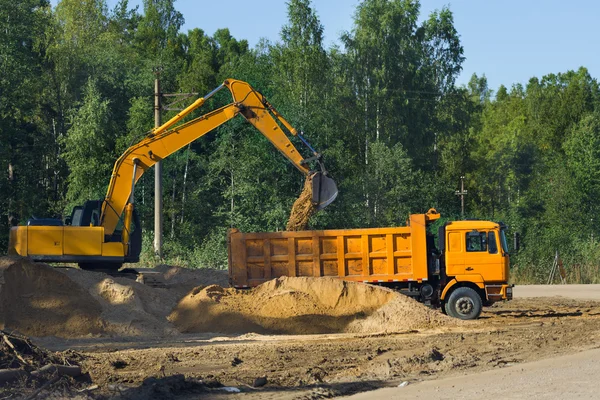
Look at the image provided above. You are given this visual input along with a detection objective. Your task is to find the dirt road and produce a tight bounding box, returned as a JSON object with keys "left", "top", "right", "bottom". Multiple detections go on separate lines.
{"left": 344, "top": 347, "right": 600, "bottom": 399}
{"left": 340, "top": 284, "right": 600, "bottom": 400}
{"left": 516, "top": 284, "right": 600, "bottom": 300}
{"left": 33, "top": 293, "right": 600, "bottom": 399}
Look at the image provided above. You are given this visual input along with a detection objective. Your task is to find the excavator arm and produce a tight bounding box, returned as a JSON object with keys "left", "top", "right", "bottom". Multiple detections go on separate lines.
{"left": 8, "top": 79, "right": 337, "bottom": 269}
{"left": 101, "top": 79, "right": 337, "bottom": 236}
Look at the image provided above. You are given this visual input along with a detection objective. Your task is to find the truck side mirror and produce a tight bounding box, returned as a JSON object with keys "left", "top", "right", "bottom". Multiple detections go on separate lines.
{"left": 514, "top": 232, "right": 520, "bottom": 252}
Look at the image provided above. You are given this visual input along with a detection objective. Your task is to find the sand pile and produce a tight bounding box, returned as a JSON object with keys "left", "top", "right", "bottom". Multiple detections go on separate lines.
{"left": 169, "top": 277, "right": 458, "bottom": 335}
{"left": 154, "top": 264, "right": 229, "bottom": 290}
{"left": 0, "top": 258, "right": 227, "bottom": 338}
{"left": 0, "top": 258, "right": 455, "bottom": 339}
{"left": 60, "top": 267, "right": 179, "bottom": 337}
{"left": 286, "top": 174, "right": 316, "bottom": 231}
{"left": 0, "top": 258, "right": 104, "bottom": 337}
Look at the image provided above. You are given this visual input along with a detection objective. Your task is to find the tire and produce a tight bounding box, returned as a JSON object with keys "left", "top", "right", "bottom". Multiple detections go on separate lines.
{"left": 445, "top": 287, "right": 482, "bottom": 320}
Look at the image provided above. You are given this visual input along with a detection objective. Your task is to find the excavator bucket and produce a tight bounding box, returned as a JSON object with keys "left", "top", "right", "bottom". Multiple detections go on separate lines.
{"left": 312, "top": 172, "right": 338, "bottom": 211}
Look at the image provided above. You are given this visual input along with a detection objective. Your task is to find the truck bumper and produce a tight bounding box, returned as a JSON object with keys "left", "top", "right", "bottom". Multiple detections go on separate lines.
{"left": 485, "top": 284, "right": 513, "bottom": 303}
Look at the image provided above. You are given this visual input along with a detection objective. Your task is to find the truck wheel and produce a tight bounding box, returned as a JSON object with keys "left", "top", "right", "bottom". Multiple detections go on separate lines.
{"left": 446, "top": 287, "right": 482, "bottom": 320}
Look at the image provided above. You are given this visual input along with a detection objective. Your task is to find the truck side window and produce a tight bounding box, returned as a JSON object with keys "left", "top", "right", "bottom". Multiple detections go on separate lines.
{"left": 488, "top": 231, "right": 498, "bottom": 254}
{"left": 466, "top": 232, "right": 487, "bottom": 252}
{"left": 448, "top": 232, "right": 462, "bottom": 252}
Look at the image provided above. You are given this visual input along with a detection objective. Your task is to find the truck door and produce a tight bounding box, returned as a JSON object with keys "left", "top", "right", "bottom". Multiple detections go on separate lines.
{"left": 445, "top": 230, "right": 465, "bottom": 276}
{"left": 463, "top": 230, "right": 503, "bottom": 280}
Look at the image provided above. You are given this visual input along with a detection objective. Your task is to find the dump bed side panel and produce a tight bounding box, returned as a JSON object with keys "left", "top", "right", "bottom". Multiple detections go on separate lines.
{"left": 228, "top": 225, "right": 428, "bottom": 287}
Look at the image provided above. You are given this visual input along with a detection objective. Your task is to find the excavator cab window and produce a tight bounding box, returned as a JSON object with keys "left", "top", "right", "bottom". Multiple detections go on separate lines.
{"left": 90, "top": 209, "right": 99, "bottom": 226}
{"left": 69, "top": 207, "right": 83, "bottom": 226}
{"left": 69, "top": 200, "right": 103, "bottom": 227}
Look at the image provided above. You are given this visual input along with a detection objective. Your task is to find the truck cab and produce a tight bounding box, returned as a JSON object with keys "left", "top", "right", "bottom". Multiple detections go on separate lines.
{"left": 438, "top": 220, "right": 512, "bottom": 319}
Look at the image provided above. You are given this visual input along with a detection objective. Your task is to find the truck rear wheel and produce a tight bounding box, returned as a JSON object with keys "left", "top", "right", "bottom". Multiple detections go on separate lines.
{"left": 445, "top": 287, "right": 482, "bottom": 320}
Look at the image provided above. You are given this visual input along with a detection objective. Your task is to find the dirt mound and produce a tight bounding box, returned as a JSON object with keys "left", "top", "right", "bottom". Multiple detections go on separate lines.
{"left": 0, "top": 257, "right": 455, "bottom": 339}
{"left": 0, "top": 258, "right": 228, "bottom": 338}
{"left": 345, "top": 295, "right": 456, "bottom": 333}
{"left": 286, "top": 175, "right": 316, "bottom": 231}
{"left": 0, "top": 258, "right": 104, "bottom": 337}
{"left": 153, "top": 264, "right": 228, "bottom": 292}
{"left": 61, "top": 268, "right": 178, "bottom": 337}
{"left": 169, "top": 277, "right": 457, "bottom": 335}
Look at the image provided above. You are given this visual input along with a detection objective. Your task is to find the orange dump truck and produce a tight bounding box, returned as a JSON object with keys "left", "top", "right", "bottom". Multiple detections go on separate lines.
{"left": 228, "top": 209, "right": 512, "bottom": 320}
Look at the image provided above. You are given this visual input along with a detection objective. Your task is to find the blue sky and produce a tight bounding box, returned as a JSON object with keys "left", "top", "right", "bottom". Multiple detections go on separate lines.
{"left": 50, "top": 0, "right": 599, "bottom": 92}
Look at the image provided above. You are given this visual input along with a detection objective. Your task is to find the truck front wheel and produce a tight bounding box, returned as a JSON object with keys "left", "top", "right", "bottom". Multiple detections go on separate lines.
{"left": 445, "top": 287, "right": 482, "bottom": 320}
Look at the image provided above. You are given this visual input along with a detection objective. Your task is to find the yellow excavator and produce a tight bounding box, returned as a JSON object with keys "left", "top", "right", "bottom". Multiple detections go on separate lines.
{"left": 8, "top": 79, "right": 338, "bottom": 270}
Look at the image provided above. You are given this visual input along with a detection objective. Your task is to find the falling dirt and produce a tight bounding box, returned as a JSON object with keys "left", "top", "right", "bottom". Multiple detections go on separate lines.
{"left": 286, "top": 174, "right": 316, "bottom": 231}
{"left": 169, "top": 277, "right": 458, "bottom": 335}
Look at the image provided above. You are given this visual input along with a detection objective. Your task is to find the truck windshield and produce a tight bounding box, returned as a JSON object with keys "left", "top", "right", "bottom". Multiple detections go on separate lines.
{"left": 500, "top": 229, "right": 509, "bottom": 254}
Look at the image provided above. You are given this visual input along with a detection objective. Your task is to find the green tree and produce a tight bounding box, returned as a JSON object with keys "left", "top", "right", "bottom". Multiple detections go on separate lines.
{"left": 61, "top": 80, "right": 117, "bottom": 208}
{"left": 565, "top": 112, "right": 600, "bottom": 233}
{"left": 135, "top": 0, "right": 184, "bottom": 58}
{"left": 0, "top": 0, "right": 54, "bottom": 238}
{"left": 271, "top": 0, "right": 328, "bottom": 125}
{"left": 365, "top": 142, "right": 419, "bottom": 226}
{"left": 342, "top": 0, "right": 463, "bottom": 167}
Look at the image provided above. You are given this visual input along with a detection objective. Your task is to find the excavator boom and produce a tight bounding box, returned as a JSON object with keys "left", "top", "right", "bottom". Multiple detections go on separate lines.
{"left": 101, "top": 79, "right": 337, "bottom": 235}
{"left": 9, "top": 79, "right": 337, "bottom": 269}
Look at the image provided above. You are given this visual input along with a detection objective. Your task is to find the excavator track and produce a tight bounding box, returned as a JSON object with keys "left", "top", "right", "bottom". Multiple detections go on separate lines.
{"left": 58, "top": 266, "right": 168, "bottom": 288}
{"left": 106, "top": 268, "right": 166, "bottom": 288}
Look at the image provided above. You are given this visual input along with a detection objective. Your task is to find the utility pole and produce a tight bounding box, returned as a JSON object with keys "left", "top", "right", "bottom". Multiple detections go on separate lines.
{"left": 151, "top": 67, "right": 199, "bottom": 258}
{"left": 153, "top": 67, "right": 163, "bottom": 259}
{"left": 455, "top": 175, "right": 467, "bottom": 219}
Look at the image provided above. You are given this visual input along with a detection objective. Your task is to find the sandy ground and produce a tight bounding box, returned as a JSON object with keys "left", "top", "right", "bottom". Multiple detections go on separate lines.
{"left": 2, "top": 259, "right": 600, "bottom": 399}
{"left": 344, "top": 284, "right": 600, "bottom": 400}
{"left": 344, "top": 347, "right": 600, "bottom": 399}
{"left": 515, "top": 284, "right": 600, "bottom": 300}
{"left": 29, "top": 287, "right": 600, "bottom": 399}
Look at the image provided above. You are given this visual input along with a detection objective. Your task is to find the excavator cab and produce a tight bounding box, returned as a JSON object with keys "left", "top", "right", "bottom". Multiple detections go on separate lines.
{"left": 9, "top": 199, "right": 142, "bottom": 270}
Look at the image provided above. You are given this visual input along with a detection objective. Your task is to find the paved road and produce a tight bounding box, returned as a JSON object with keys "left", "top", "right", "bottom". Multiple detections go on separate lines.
{"left": 344, "top": 284, "right": 600, "bottom": 400}
{"left": 515, "top": 284, "right": 600, "bottom": 300}
{"left": 344, "top": 347, "right": 600, "bottom": 399}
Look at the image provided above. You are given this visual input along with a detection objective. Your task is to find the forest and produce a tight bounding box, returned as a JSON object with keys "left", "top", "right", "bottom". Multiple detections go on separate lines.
{"left": 2, "top": 0, "right": 600, "bottom": 283}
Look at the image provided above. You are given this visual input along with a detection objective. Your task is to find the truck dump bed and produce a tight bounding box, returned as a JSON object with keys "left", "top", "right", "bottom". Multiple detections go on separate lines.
{"left": 228, "top": 214, "right": 432, "bottom": 288}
